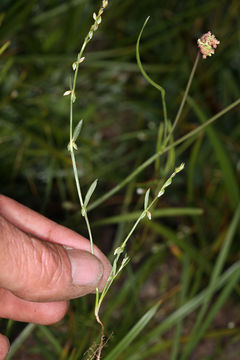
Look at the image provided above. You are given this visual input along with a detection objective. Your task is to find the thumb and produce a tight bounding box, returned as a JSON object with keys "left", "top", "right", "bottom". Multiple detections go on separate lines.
{"left": 0, "top": 216, "right": 103, "bottom": 301}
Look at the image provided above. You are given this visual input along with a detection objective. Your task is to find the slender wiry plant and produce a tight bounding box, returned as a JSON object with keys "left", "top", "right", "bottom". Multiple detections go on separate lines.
{"left": 63, "top": 3, "right": 238, "bottom": 359}
{"left": 64, "top": 3, "right": 184, "bottom": 357}
{"left": 64, "top": 0, "right": 109, "bottom": 255}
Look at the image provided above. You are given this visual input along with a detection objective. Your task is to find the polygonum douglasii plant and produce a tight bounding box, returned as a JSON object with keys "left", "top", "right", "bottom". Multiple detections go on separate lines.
{"left": 63, "top": 2, "right": 240, "bottom": 358}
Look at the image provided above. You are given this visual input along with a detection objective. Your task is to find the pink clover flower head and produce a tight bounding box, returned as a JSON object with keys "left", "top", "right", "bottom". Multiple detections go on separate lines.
{"left": 197, "top": 31, "right": 220, "bottom": 59}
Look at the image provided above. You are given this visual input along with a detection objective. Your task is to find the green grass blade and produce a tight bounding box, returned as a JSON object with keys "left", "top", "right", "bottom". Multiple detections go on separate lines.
{"left": 37, "top": 325, "right": 63, "bottom": 355}
{"left": 129, "top": 263, "right": 240, "bottom": 360}
{"left": 147, "top": 221, "right": 211, "bottom": 273}
{"left": 170, "top": 255, "right": 190, "bottom": 360}
{"left": 104, "top": 301, "right": 160, "bottom": 360}
{"left": 0, "top": 40, "right": 10, "bottom": 55}
{"left": 187, "top": 96, "right": 240, "bottom": 209}
{"left": 180, "top": 202, "right": 240, "bottom": 358}
{"left": 32, "top": 0, "right": 87, "bottom": 24}
{"left": 88, "top": 97, "right": 240, "bottom": 211}
{"left": 180, "top": 263, "right": 240, "bottom": 360}
{"left": 126, "top": 262, "right": 240, "bottom": 356}
{"left": 6, "top": 324, "right": 36, "bottom": 359}
{"left": 187, "top": 135, "right": 203, "bottom": 203}
{"left": 93, "top": 207, "right": 203, "bottom": 226}
{"left": 102, "top": 251, "right": 166, "bottom": 326}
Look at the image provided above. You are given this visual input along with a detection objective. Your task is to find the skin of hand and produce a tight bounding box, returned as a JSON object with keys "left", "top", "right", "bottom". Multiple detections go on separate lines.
{"left": 0, "top": 194, "right": 112, "bottom": 359}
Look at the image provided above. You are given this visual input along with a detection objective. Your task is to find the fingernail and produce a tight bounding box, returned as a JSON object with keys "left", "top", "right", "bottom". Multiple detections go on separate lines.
{"left": 67, "top": 249, "right": 103, "bottom": 287}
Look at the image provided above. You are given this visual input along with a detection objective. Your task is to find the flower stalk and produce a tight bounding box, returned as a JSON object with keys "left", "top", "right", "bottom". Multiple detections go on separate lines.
{"left": 65, "top": 0, "right": 108, "bottom": 255}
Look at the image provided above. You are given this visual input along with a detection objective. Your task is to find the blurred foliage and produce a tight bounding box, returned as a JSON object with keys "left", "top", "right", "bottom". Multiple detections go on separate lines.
{"left": 0, "top": 0, "right": 240, "bottom": 359}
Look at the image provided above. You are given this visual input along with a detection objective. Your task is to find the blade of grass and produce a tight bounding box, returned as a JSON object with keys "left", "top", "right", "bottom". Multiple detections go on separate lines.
{"left": 0, "top": 40, "right": 10, "bottom": 55}
{"left": 6, "top": 324, "right": 36, "bottom": 359}
{"left": 102, "top": 250, "right": 167, "bottom": 326}
{"left": 187, "top": 134, "right": 203, "bottom": 203}
{"left": 104, "top": 301, "right": 161, "bottom": 360}
{"left": 170, "top": 255, "right": 191, "bottom": 360}
{"left": 180, "top": 202, "right": 240, "bottom": 359}
{"left": 180, "top": 262, "right": 240, "bottom": 360}
{"left": 93, "top": 207, "right": 203, "bottom": 226}
{"left": 37, "top": 325, "right": 63, "bottom": 355}
{"left": 5, "top": 320, "right": 14, "bottom": 338}
{"left": 147, "top": 221, "right": 211, "bottom": 273}
{"left": 126, "top": 261, "right": 240, "bottom": 356}
{"left": 187, "top": 96, "right": 240, "bottom": 209}
{"left": 32, "top": 0, "right": 87, "bottom": 25}
{"left": 88, "top": 97, "right": 240, "bottom": 211}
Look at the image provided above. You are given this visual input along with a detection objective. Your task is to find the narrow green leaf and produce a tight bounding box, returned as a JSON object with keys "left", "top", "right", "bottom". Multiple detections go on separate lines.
{"left": 6, "top": 324, "right": 36, "bottom": 359}
{"left": 180, "top": 263, "right": 240, "bottom": 360}
{"left": 163, "top": 177, "right": 172, "bottom": 188}
{"left": 187, "top": 96, "right": 240, "bottom": 209}
{"left": 0, "top": 40, "right": 10, "bottom": 56}
{"left": 144, "top": 188, "right": 150, "bottom": 210}
{"left": 187, "top": 135, "right": 203, "bottom": 203}
{"left": 88, "top": 98, "right": 240, "bottom": 212}
{"left": 126, "top": 262, "right": 240, "bottom": 357}
{"left": 37, "top": 325, "right": 62, "bottom": 354}
{"left": 171, "top": 255, "right": 190, "bottom": 360}
{"left": 72, "top": 119, "right": 83, "bottom": 142}
{"left": 93, "top": 207, "right": 203, "bottom": 226}
{"left": 180, "top": 202, "right": 240, "bottom": 359}
{"left": 104, "top": 301, "right": 160, "bottom": 360}
{"left": 84, "top": 179, "right": 98, "bottom": 208}
{"left": 147, "top": 221, "right": 211, "bottom": 273}
{"left": 112, "top": 259, "right": 117, "bottom": 277}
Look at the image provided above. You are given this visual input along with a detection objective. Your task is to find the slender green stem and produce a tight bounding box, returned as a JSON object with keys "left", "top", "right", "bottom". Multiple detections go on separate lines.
{"left": 72, "top": 39, "right": 88, "bottom": 94}
{"left": 88, "top": 97, "right": 240, "bottom": 211}
{"left": 69, "top": 92, "right": 73, "bottom": 146}
{"left": 70, "top": 102, "right": 83, "bottom": 206}
{"left": 136, "top": 17, "right": 168, "bottom": 142}
{"left": 95, "top": 164, "right": 184, "bottom": 315}
{"left": 84, "top": 212, "right": 94, "bottom": 253}
{"left": 70, "top": 127, "right": 95, "bottom": 253}
{"left": 122, "top": 215, "right": 144, "bottom": 248}
{"left": 68, "top": 26, "right": 98, "bottom": 255}
{"left": 67, "top": 3, "right": 109, "bottom": 356}
{"left": 70, "top": 152, "right": 83, "bottom": 206}
{"left": 95, "top": 209, "right": 149, "bottom": 313}
{"left": 69, "top": 96, "right": 95, "bottom": 253}
{"left": 166, "top": 52, "right": 200, "bottom": 145}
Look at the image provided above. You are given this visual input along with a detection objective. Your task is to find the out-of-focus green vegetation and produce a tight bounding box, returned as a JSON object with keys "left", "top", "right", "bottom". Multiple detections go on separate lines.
{"left": 0, "top": 0, "right": 240, "bottom": 359}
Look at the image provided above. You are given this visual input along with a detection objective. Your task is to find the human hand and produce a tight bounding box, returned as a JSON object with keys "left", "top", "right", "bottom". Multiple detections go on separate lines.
{"left": 0, "top": 194, "right": 111, "bottom": 359}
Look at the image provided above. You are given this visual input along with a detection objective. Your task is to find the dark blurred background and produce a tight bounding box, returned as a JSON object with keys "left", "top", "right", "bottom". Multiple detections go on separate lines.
{"left": 0, "top": 0, "right": 240, "bottom": 359}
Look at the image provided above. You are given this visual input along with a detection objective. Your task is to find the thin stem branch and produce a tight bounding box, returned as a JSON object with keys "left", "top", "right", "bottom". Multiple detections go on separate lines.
{"left": 165, "top": 52, "right": 200, "bottom": 145}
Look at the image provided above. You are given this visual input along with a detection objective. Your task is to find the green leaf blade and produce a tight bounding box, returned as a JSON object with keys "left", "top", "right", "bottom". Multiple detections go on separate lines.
{"left": 72, "top": 119, "right": 83, "bottom": 143}
{"left": 104, "top": 301, "right": 160, "bottom": 360}
{"left": 144, "top": 188, "right": 150, "bottom": 210}
{"left": 84, "top": 179, "right": 98, "bottom": 208}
